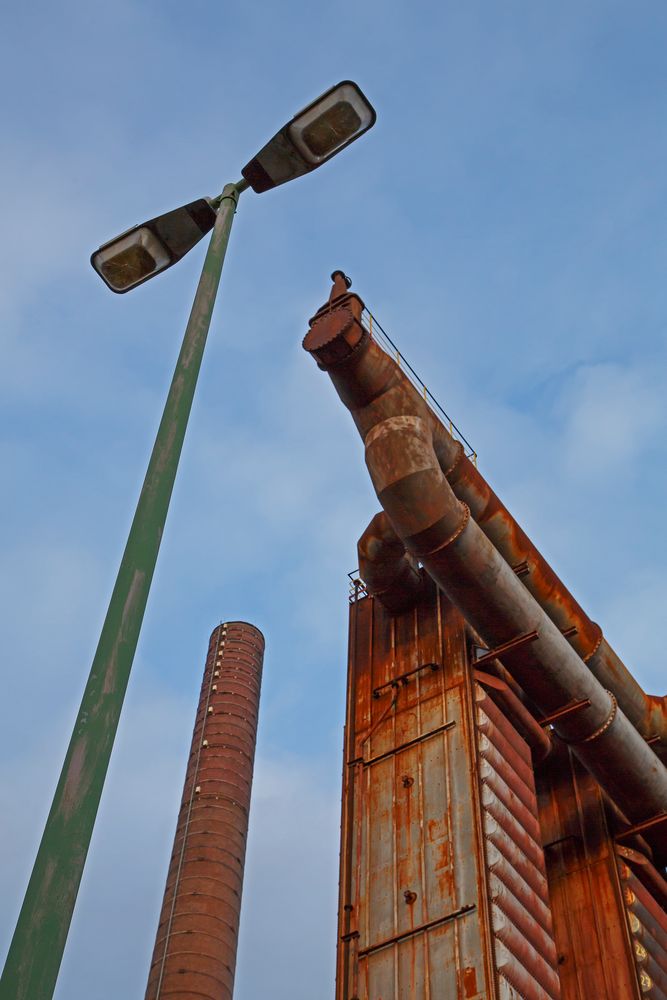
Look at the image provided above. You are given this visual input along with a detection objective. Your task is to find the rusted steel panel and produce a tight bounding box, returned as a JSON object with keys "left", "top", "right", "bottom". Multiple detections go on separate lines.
{"left": 144, "top": 621, "right": 264, "bottom": 1000}
{"left": 338, "top": 582, "right": 566, "bottom": 999}
{"left": 536, "top": 744, "right": 643, "bottom": 1000}
{"left": 337, "top": 583, "right": 492, "bottom": 999}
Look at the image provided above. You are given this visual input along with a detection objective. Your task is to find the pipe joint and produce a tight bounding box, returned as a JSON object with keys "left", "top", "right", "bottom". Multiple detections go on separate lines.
{"left": 567, "top": 691, "right": 618, "bottom": 745}
{"left": 364, "top": 415, "right": 439, "bottom": 492}
{"left": 582, "top": 624, "right": 604, "bottom": 663}
{"left": 405, "top": 502, "right": 471, "bottom": 560}
{"left": 441, "top": 438, "right": 465, "bottom": 477}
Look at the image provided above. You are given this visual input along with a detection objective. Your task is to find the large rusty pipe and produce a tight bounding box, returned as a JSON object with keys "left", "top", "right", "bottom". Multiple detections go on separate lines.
{"left": 357, "top": 511, "right": 423, "bottom": 613}
{"left": 310, "top": 281, "right": 665, "bottom": 756}
{"left": 429, "top": 429, "right": 666, "bottom": 753}
{"left": 145, "top": 621, "right": 264, "bottom": 1000}
{"left": 303, "top": 296, "right": 667, "bottom": 825}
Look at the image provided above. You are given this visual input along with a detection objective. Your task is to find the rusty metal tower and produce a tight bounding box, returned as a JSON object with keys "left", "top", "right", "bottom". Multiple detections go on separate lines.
{"left": 304, "top": 273, "right": 667, "bottom": 1000}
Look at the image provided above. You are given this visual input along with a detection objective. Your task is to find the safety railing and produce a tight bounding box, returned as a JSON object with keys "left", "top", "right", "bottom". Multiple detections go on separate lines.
{"left": 348, "top": 571, "right": 368, "bottom": 604}
{"left": 362, "top": 308, "right": 478, "bottom": 466}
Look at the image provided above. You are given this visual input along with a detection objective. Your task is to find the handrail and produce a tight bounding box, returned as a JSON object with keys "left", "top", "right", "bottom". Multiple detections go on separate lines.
{"left": 362, "top": 308, "right": 478, "bottom": 466}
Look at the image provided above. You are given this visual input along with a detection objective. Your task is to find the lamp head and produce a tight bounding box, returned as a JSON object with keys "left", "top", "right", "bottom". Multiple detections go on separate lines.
{"left": 91, "top": 198, "right": 217, "bottom": 293}
{"left": 242, "top": 81, "right": 376, "bottom": 194}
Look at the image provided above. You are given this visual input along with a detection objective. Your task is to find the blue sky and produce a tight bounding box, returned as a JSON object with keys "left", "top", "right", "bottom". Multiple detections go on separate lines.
{"left": 2, "top": 2, "right": 667, "bottom": 997}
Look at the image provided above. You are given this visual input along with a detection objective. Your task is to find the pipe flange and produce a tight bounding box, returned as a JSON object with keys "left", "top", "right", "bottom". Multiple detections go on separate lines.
{"left": 321, "top": 327, "right": 369, "bottom": 370}
{"left": 443, "top": 440, "right": 465, "bottom": 478}
{"left": 424, "top": 502, "right": 471, "bottom": 557}
{"left": 582, "top": 623, "right": 604, "bottom": 663}
{"left": 570, "top": 691, "right": 617, "bottom": 744}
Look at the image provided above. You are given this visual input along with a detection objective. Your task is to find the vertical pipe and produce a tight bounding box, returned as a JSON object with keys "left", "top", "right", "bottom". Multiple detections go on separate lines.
{"left": 145, "top": 621, "right": 264, "bottom": 1000}
{"left": 0, "top": 184, "right": 245, "bottom": 1000}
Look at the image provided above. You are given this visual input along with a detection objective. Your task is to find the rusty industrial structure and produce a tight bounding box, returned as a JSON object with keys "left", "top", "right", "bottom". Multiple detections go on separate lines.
{"left": 304, "top": 273, "right": 667, "bottom": 999}
{"left": 144, "top": 621, "right": 264, "bottom": 1000}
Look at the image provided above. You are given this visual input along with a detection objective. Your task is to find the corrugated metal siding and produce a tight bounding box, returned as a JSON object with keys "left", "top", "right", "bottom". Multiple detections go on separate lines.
{"left": 618, "top": 858, "right": 667, "bottom": 998}
{"left": 338, "top": 582, "right": 492, "bottom": 999}
{"left": 536, "top": 745, "right": 642, "bottom": 1000}
{"left": 475, "top": 685, "right": 560, "bottom": 1000}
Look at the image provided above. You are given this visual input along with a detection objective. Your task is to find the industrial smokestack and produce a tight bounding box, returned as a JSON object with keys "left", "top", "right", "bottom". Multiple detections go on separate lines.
{"left": 144, "top": 621, "right": 264, "bottom": 1000}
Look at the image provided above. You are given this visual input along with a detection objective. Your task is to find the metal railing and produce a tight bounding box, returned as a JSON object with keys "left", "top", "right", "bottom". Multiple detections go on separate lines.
{"left": 347, "top": 309, "right": 478, "bottom": 603}
{"left": 348, "top": 571, "right": 368, "bottom": 604}
{"left": 362, "top": 308, "right": 478, "bottom": 466}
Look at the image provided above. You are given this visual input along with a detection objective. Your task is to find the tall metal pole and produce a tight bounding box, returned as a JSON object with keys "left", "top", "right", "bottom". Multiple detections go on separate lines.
{"left": 0, "top": 181, "right": 246, "bottom": 1000}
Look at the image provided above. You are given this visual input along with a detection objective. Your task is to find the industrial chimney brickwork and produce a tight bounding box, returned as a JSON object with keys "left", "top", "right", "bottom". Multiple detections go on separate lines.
{"left": 145, "top": 621, "right": 264, "bottom": 1000}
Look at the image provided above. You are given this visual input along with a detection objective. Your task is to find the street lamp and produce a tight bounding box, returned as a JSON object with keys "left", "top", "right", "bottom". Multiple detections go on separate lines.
{"left": 90, "top": 80, "right": 376, "bottom": 291}
{"left": 91, "top": 198, "right": 218, "bottom": 293}
{"left": 0, "top": 80, "right": 376, "bottom": 1000}
{"left": 242, "top": 80, "right": 376, "bottom": 192}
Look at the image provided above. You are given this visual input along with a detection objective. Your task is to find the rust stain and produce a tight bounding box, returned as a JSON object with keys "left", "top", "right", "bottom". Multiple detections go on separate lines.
{"left": 58, "top": 738, "right": 89, "bottom": 824}
{"left": 462, "top": 965, "right": 478, "bottom": 997}
{"left": 434, "top": 839, "right": 451, "bottom": 873}
{"left": 102, "top": 569, "right": 146, "bottom": 696}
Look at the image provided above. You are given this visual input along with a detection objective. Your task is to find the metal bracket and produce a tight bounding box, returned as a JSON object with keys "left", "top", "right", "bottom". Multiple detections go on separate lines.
{"left": 472, "top": 630, "right": 539, "bottom": 669}
{"left": 615, "top": 812, "right": 667, "bottom": 844}
{"left": 538, "top": 698, "right": 591, "bottom": 728}
{"left": 350, "top": 719, "right": 457, "bottom": 769}
{"left": 373, "top": 662, "right": 440, "bottom": 698}
{"left": 357, "top": 904, "right": 476, "bottom": 958}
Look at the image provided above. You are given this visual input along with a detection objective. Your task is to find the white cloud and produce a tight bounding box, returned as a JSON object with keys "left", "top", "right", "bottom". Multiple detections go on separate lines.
{"left": 601, "top": 568, "right": 667, "bottom": 695}
{"left": 235, "top": 753, "right": 340, "bottom": 1000}
{"left": 557, "top": 360, "right": 666, "bottom": 477}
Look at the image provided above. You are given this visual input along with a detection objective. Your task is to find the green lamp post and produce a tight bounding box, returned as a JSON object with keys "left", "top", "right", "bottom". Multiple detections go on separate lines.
{"left": 0, "top": 80, "right": 376, "bottom": 1000}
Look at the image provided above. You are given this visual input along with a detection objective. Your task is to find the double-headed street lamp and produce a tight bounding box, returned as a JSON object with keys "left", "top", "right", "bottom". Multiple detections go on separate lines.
{"left": 0, "top": 81, "right": 375, "bottom": 1000}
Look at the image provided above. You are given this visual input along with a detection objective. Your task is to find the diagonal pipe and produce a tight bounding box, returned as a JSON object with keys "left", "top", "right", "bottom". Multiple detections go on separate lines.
{"left": 429, "top": 414, "right": 666, "bottom": 758}
{"left": 308, "top": 274, "right": 666, "bottom": 760}
{"left": 303, "top": 278, "right": 667, "bottom": 826}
